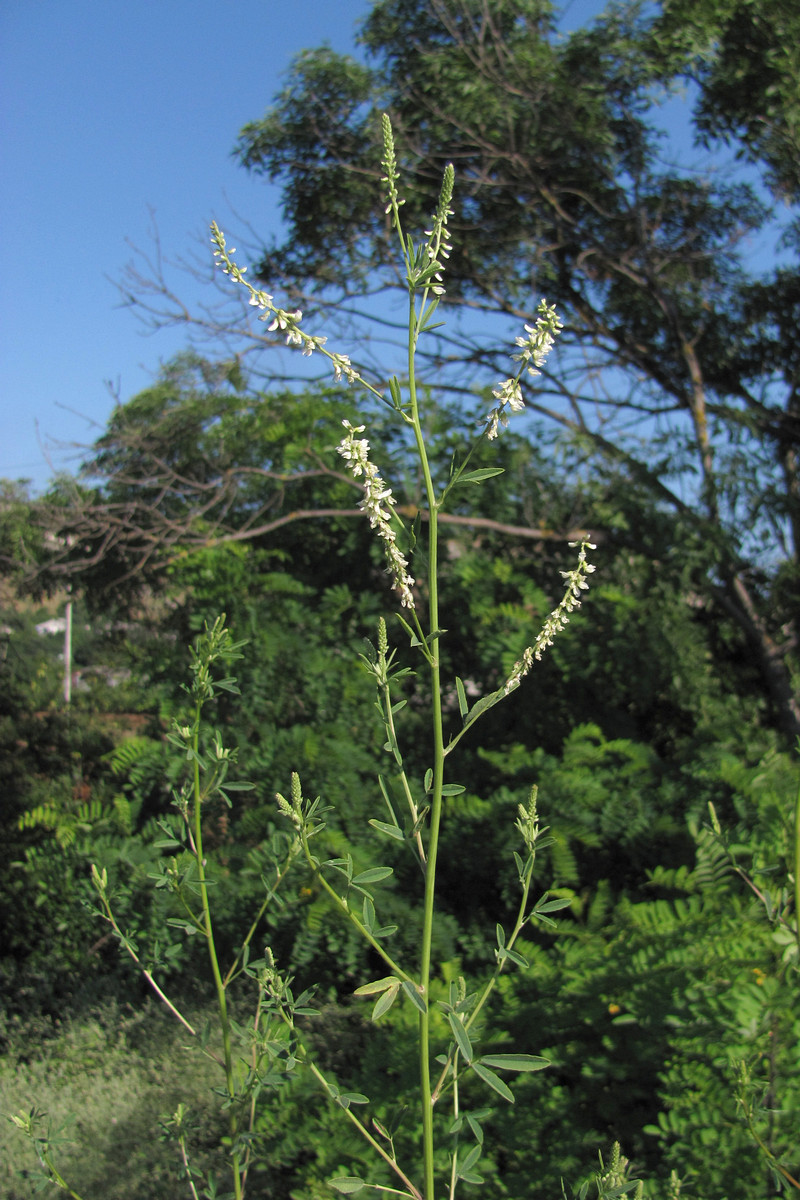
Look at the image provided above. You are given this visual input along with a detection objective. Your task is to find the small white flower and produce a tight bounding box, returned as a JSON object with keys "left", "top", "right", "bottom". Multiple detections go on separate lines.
{"left": 211, "top": 223, "right": 364, "bottom": 411}
{"left": 248, "top": 290, "right": 273, "bottom": 309}
{"left": 486, "top": 410, "right": 503, "bottom": 441}
{"left": 486, "top": 378, "right": 525, "bottom": 439}
{"left": 267, "top": 308, "right": 302, "bottom": 333}
{"left": 331, "top": 354, "right": 359, "bottom": 384}
{"left": 266, "top": 307, "right": 307, "bottom": 348}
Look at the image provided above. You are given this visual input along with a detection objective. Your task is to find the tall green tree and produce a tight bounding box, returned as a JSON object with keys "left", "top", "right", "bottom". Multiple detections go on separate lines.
{"left": 651, "top": 0, "right": 800, "bottom": 201}
{"left": 27, "top": 357, "right": 374, "bottom": 604}
{"left": 225, "top": 0, "right": 799, "bottom": 741}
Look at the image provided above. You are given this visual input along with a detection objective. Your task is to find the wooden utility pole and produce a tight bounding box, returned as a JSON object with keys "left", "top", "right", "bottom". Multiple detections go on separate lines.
{"left": 64, "top": 599, "right": 72, "bottom": 705}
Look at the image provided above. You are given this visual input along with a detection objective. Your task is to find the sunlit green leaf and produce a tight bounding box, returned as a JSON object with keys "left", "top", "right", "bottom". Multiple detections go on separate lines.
{"left": 354, "top": 976, "right": 398, "bottom": 996}
{"left": 368, "top": 819, "right": 404, "bottom": 841}
{"left": 448, "top": 1012, "right": 473, "bottom": 1063}
{"left": 372, "top": 982, "right": 400, "bottom": 1020}
{"left": 330, "top": 1177, "right": 366, "bottom": 1193}
{"left": 479, "top": 1053, "right": 549, "bottom": 1072}
{"left": 452, "top": 468, "right": 505, "bottom": 485}
{"left": 352, "top": 866, "right": 393, "bottom": 885}
{"left": 401, "top": 980, "right": 428, "bottom": 1014}
{"left": 471, "top": 1061, "right": 515, "bottom": 1102}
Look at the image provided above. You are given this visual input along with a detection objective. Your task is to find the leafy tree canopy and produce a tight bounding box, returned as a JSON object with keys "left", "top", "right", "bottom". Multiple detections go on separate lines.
{"left": 650, "top": 0, "right": 800, "bottom": 200}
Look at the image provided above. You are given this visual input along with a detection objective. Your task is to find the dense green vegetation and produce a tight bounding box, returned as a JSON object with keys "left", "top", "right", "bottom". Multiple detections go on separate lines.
{"left": 3, "top": 386, "right": 797, "bottom": 1197}
{"left": 2, "top": 1, "right": 798, "bottom": 1196}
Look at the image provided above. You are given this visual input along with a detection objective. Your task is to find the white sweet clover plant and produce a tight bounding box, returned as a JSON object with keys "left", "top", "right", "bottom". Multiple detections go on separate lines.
{"left": 205, "top": 115, "right": 611, "bottom": 1200}
{"left": 17, "top": 119, "right": 637, "bottom": 1200}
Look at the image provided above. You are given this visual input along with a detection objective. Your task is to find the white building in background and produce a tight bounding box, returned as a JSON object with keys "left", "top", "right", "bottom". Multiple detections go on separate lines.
{"left": 35, "top": 617, "right": 67, "bottom": 636}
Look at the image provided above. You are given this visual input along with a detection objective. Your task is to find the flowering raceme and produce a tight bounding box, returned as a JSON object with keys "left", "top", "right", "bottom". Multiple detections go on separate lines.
{"left": 503, "top": 540, "right": 596, "bottom": 694}
{"left": 422, "top": 162, "right": 454, "bottom": 297}
{"left": 337, "top": 421, "right": 416, "bottom": 609}
{"left": 210, "top": 222, "right": 362, "bottom": 388}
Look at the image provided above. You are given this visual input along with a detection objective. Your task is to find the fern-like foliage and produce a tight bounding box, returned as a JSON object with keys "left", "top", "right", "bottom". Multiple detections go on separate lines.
{"left": 18, "top": 797, "right": 116, "bottom": 849}
{"left": 691, "top": 827, "right": 732, "bottom": 892}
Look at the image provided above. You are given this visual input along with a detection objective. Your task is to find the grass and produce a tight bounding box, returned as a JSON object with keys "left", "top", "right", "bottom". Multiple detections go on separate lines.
{"left": 1, "top": 999, "right": 223, "bottom": 1200}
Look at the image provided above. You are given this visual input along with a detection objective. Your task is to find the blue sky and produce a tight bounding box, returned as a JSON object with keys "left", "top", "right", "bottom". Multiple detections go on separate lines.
{"left": 2, "top": 0, "right": 621, "bottom": 492}
{"left": 2, "top": 0, "right": 766, "bottom": 494}
{"left": 1, "top": 0, "right": 371, "bottom": 488}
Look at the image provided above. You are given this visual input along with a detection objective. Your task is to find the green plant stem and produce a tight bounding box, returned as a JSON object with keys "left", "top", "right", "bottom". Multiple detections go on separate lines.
{"left": 463, "top": 860, "right": 534, "bottom": 1035}
{"left": 379, "top": 672, "right": 426, "bottom": 868}
{"left": 241, "top": 981, "right": 269, "bottom": 1193}
{"left": 739, "top": 1067, "right": 800, "bottom": 1191}
{"left": 177, "top": 1134, "right": 202, "bottom": 1200}
{"left": 94, "top": 886, "right": 200, "bottom": 1038}
{"left": 447, "top": 1059, "right": 461, "bottom": 1200}
{"left": 191, "top": 712, "right": 243, "bottom": 1200}
{"left": 408, "top": 296, "right": 445, "bottom": 1200}
{"left": 298, "top": 825, "right": 416, "bottom": 986}
{"left": 269, "top": 999, "right": 423, "bottom": 1199}
{"left": 307, "top": 1061, "right": 423, "bottom": 1200}
{"left": 439, "top": 432, "right": 487, "bottom": 507}
{"left": 39, "top": 1155, "right": 85, "bottom": 1200}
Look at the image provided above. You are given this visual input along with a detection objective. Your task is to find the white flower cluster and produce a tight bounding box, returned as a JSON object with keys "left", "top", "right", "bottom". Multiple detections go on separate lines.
{"left": 502, "top": 540, "right": 596, "bottom": 694}
{"left": 337, "top": 420, "right": 415, "bottom": 609}
{"left": 424, "top": 249, "right": 450, "bottom": 297}
{"left": 512, "top": 300, "right": 563, "bottom": 377}
{"left": 210, "top": 222, "right": 360, "bottom": 386}
{"left": 485, "top": 299, "right": 563, "bottom": 439}
{"left": 486, "top": 378, "right": 525, "bottom": 440}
